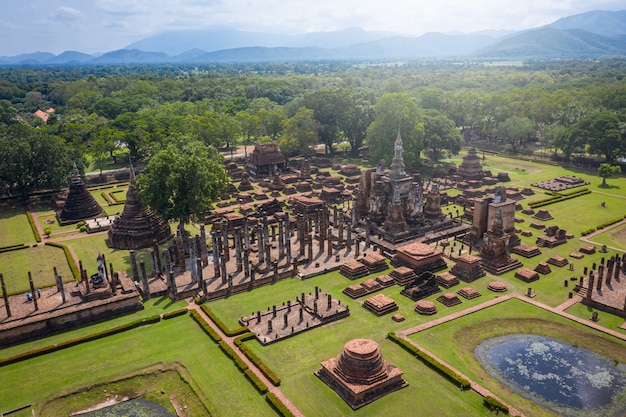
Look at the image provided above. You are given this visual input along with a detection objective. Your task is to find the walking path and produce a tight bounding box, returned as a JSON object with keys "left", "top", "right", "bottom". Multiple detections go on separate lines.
{"left": 186, "top": 301, "right": 305, "bottom": 417}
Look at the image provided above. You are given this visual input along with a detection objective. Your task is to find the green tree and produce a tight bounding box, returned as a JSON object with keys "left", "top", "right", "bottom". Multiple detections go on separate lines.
{"left": 495, "top": 116, "right": 536, "bottom": 151}
{"left": 136, "top": 140, "right": 228, "bottom": 235}
{"left": 573, "top": 112, "right": 626, "bottom": 163}
{"left": 280, "top": 106, "right": 319, "bottom": 156}
{"left": 0, "top": 100, "right": 18, "bottom": 126}
{"left": 302, "top": 87, "right": 351, "bottom": 154}
{"left": 366, "top": 93, "right": 424, "bottom": 168}
{"left": 420, "top": 109, "right": 463, "bottom": 160}
{"left": 338, "top": 89, "right": 375, "bottom": 155}
{"left": 598, "top": 163, "right": 621, "bottom": 188}
{"left": 0, "top": 124, "right": 77, "bottom": 197}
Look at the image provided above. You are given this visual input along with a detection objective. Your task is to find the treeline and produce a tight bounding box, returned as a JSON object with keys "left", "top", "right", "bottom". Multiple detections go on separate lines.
{"left": 1, "top": 60, "right": 625, "bottom": 196}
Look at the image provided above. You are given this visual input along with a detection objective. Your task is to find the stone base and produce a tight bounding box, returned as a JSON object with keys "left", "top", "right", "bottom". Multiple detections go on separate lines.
{"left": 481, "top": 258, "right": 523, "bottom": 276}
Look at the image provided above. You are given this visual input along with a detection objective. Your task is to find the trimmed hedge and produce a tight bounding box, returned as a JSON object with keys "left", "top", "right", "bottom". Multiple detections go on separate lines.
{"left": 200, "top": 304, "right": 248, "bottom": 337}
{"left": 387, "top": 332, "right": 470, "bottom": 390}
{"left": 25, "top": 209, "right": 41, "bottom": 242}
{"left": 218, "top": 340, "right": 249, "bottom": 372}
{"left": 244, "top": 369, "right": 269, "bottom": 394}
{"left": 0, "top": 244, "right": 28, "bottom": 254}
{"left": 110, "top": 189, "right": 126, "bottom": 204}
{"left": 580, "top": 214, "right": 626, "bottom": 236}
{"left": 0, "top": 315, "right": 161, "bottom": 367}
{"left": 484, "top": 396, "right": 509, "bottom": 414}
{"left": 234, "top": 331, "right": 256, "bottom": 347}
{"left": 265, "top": 393, "right": 295, "bottom": 417}
{"left": 45, "top": 242, "right": 80, "bottom": 281}
{"left": 189, "top": 310, "right": 222, "bottom": 342}
{"left": 239, "top": 343, "right": 281, "bottom": 386}
{"left": 529, "top": 188, "right": 590, "bottom": 209}
{"left": 162, "top": 308, "right": 188, "bottom": 320}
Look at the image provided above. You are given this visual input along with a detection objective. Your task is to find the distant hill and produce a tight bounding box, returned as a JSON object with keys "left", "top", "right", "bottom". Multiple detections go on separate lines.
{"left": 1, "top": 9, "right": 626, "bottom": 65}
{"left": 546, "top": 10, "right": 626, "bottom": 37}
{"left": 473, "top": 27, "right": 626, "bottom": 59}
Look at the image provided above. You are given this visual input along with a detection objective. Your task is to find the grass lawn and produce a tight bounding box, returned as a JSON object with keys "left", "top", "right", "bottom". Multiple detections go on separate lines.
{"left": 588, "top": 222, "right": 626, "bottom": 249}
{"left": 0, "top": 315, "right": 276, "bottom": 417}
{"left": 409, "top": 297, "right": 626, "bottom": 417}
{"left": 0, "top": 296, "right": 186, "bottom": 358}
{"left": 208, "top": 270, "right": 491, "bottom": 416}
{"left": 0, "top": 201, "right": 35, "bottom": 247}
{"left": 565, "top": 302, "right": 626, "bottom": 336}
{"left": 0, "top": 245, "right": 73, "bottom": 295}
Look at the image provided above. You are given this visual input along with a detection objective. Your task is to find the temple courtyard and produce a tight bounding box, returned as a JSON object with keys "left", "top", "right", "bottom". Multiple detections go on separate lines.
{"left": 1, "top": 149, "right": 626, "bottom": 417}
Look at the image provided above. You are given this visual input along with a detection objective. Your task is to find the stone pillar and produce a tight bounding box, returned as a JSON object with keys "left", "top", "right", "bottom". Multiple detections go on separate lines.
{"left": 315, "top": 209, "right": 320, "bottom": 235}
{"left": 28, "top": 272, "right": 38, "bottom": 311}
{"left": 130, "top": 251, "right": 139, "bottom": 282}
{"left": 163, "top": 249, "right": 172, "bottom": 272}
{"left": 221, "top": 256, "right": 228, "bottom": 285}
{"left": 235, "top": 227, "right": 243, "bottom": 272}
{"left": 333, "top": 206, "right": 338, "bottom": 226}
{"left": 140, "top": 260, "right": 150, "bottom": 299}
{"left": 154, "top": 240, "right": 163, "bottom": 274}
{"left": 307, "top": 233, "right": 313, "bottom": 261}
{"left": 167, "top": 268, "right": 177, "bottom": 298}
{"left": 221, "top": 220, "right": 230, "bottom": 262}
{"left": 1, "top": 273, "right": 10, "bottom": 317}
{"left": 271, "top": 225, "right": 277, "bottom": 242}
{"left": 250, "top": 265, "right": 256, "bottom": 286}
{"left": 200, "top": 224, "right": 209, "bottom": 267}
{"left": 264, "top": 238, "right": 271, "bottom": 266}
{"left": 213, "top": 232, "right": 221, "bottom": 279}
{"left": 189, "top": 239, "right": 198, "bottom": 284}
{"left": 196, "top": 257, "right": 203, "bottom": 285}
{"left": 278, "top": 221, "right": 285, "bottom": 259}
{"left": 243, "top": 248, "right": 250, "bottom": 279}
{"left": 352, "top": 199, "right": 358, "bottom": 229}
{"left": 110, "top": 270, "right": 117, "bottom": 296}
{"left": 286, "top": 230, "right": 292, "bottom": 265}
{"left": 258, "top": 224, "right": 265, "bottom": 264}
{"left": 327, "top": 227, "right": 333, "bottom": 256}
{"left": 355, "top": 238, "right": 361, "bottom": 257}
{"left": 298, "top": 214, "right": 305, "bottom": 256}
{"left": 347, "top": 227, "right": 352, "bottom": 250}
{"left": 588, "top": 273, "right": 595, "bottom": 299}
{"left": 175, "top": 235, "right": 186, "bottom": 272}
{"left": 365, "top": 219, "right": 371, "bottom": 248}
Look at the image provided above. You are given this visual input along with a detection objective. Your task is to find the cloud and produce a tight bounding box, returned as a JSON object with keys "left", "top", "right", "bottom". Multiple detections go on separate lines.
{"left": 52, "top": 6, "right": 83, "bottom": 21}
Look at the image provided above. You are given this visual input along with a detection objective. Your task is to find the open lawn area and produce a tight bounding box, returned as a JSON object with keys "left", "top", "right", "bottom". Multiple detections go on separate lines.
{"left": 408, "top": 297, "right": 626, "bottom": 417}
{"left": 587, "top": 221, "right": 626, "bottom": 249}
{"left": 0, "top": 245, "right": 73, "bottom": 295}
{"left": 0, "top": 201, "right": 35, "bottom": 247}
{"left": 0, "top": 315, "right": 276, "bottom": 417}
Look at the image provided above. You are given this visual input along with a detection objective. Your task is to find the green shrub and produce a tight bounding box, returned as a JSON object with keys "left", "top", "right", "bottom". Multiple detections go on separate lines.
{"left": 218, "top": 340, "right": 249, "bottom": 372}
{"left": 244, "top": 369, "right": 269, "bottom": 394}
{"left": 76, "top": 221, "right": 85, "bottom": 229}
{"left": 265, "top": 393, "right": 294, "bottom": 417}
{"left": 581, "top": 228, "right": 596, "bottom": 236}
{"left": 0, "top": 244, "right": 27, "bottom": 254}
{"left": 162, "top": 308, "right": 188, "bottom": 320}
{"left": 43, "top": 226, "right": 52, "bottom": 237}
{"left": 200, "top": 304, "right": 248, "bottom": 337}
{"left": 25, "top": 210, "right": 41, "bottom": 242}
{"left": 194, "top": 296, "right": 204, "bottom": 305}
{"left": 529, "top": 189, "right": 591, "bottom": 209}
{"left": 189, "top": 310, "right": 221, "bottom": 342}
{"left": 234, "top": 332, "right": 256, "bottom": 347}
{"left": 0, "top": 315, "right": 160, "bottom": 367}
{"left": 387, "top": 332, "right": 470, "bottom": 389}
{"left": 44, "top": 242, "right": 80, "bottom": 281}
{"left": 80, "top": 225, "right": 87, "bottom": 233}
{"left": 239, "top": 344, "right": 281, "bottom": 386}
{"left": 594, "top": 215, "right": 625, "bottom": 231}
{"left": 483, "top": 396, "right": 509, "bottom": 414}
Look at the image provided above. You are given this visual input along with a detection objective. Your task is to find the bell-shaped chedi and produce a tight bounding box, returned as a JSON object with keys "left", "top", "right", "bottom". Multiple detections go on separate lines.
{"left": 58, "top": 163, "right": 104, "bottom": 224}
{"left": 107, "top": 166, "right": 172, "bottom": 249}
{"left": 315, "top": 338, "right": 408, "bottom": 409}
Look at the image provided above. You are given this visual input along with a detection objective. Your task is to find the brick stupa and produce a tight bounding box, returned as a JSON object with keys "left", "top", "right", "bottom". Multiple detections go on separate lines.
{"left": 107, "top": 166, "right": 172, "bottom": 249}
{"left": 315, "top": 339, "right": 408, "bottom": 409}
{"left": 58, "top": 163, "right": 104, "bottom": 224}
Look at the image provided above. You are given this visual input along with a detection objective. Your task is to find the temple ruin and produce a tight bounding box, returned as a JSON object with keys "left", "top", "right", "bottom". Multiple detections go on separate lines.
{"left": 315, "top": 338, "right": 408, "bottom": 409}
{"left": 57, "top": 163, "right": 104, "bottom": 224}
{"left": 246, "top": 142, "right": 287, "bottom": 178}
{"left": 107, "top": 166, "right": 172, "bottom": 249}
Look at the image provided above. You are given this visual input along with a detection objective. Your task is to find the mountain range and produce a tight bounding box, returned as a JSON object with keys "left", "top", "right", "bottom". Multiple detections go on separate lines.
{"left": 2, "top": 10, "right": 626, "bottom": 65}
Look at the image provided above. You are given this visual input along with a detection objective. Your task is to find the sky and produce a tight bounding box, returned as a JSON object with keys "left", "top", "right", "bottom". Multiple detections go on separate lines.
{"left": 1, "top": 0, "right": 624, "bottom": 56}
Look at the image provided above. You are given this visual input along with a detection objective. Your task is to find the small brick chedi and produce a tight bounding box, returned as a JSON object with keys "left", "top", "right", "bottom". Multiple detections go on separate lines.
{"left": 107, "top": 167, "right": 172, "bottom": 249}
{"left": 315, "top": 338, "right": 408, "bottom": 409}
{"left": 58, "top": 163, "right": 104, "bottom": 224}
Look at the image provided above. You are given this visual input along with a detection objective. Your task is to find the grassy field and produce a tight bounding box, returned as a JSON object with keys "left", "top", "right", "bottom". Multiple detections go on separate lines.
{"left": 408, "top": 297, "right": 626, "bottom": 417}
{"left": 0, "top": 201, "right": 35, "bottom": 247}
{"left": 0, "top": 315, "right": 276, "bottom": 417}
{"left": 588, "top": 222, "right": 626, "bottom": 248}
{"left": 0, "top": 245, "right": 73, "bottom": 295}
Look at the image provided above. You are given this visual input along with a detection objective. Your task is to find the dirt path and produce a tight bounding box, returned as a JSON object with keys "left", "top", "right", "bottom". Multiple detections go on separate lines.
{"left": 186, "top": 302, "right": 305, "bottom": 417}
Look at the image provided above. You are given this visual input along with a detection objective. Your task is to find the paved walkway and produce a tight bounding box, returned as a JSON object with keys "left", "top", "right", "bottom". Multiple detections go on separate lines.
{"left": 186, "top": 301, "right": 305, "bottom": 417}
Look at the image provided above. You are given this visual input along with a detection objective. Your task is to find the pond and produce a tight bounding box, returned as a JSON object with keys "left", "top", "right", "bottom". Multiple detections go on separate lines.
{"left": 475, "top": 334, "right": 626, "bottom": 417}
{"left": 77, "top": 398, "right": 176, "bottom": 417}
